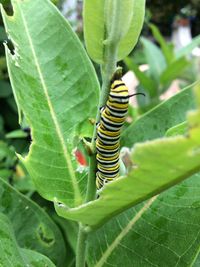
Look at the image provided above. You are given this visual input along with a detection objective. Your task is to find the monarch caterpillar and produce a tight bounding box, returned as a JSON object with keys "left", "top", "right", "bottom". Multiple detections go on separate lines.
{"left": 96, "top": 79, "right": 144, "bottom": 189}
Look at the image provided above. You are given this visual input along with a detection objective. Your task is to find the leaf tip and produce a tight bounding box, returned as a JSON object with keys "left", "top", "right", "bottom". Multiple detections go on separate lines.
{"left": 54, "top": 198, "right": 70, "bottom": 219}
{"left": 16, "top": 152, "right": 25, "bottom": 164}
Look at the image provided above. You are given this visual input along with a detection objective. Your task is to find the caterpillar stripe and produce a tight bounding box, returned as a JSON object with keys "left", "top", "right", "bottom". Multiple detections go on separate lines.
{"left": 96, "top": 80, "right": 129, "bottom": 190}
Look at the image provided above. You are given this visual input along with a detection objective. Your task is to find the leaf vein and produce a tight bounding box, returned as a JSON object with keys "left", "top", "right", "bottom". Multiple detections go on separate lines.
{"left": 17, "top": 2, "right": 82, "bottom": 205}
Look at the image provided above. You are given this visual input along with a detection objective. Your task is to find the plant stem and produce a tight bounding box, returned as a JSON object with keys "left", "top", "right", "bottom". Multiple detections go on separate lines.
{"left": 76, "top": 224, "right": 88, "bottom": 267}
{"left": 75, "top": 4, "right": 120, "bottom": 267}
{"left": 85, "top": 154, "right": 97, "bottom": 202}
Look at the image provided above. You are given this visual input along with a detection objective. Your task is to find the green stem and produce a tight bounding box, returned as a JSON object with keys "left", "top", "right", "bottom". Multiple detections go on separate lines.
{"left": 76, "top": 224, "right": 88, "bottom": 267}
{"left": 85, "top": 154, "right": 97, "bottom": 202}
{"left": 75, "top": 4, "right": 120, "bottom": 267}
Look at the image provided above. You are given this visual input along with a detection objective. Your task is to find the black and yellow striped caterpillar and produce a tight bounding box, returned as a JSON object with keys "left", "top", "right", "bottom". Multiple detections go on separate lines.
{"left": 96, "top": 79, "right": 142, "bottom": 190}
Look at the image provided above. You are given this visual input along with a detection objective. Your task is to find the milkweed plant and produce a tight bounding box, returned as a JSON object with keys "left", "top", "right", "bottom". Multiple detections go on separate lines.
{"left": 1, "top": 0, "right": 200, "bottom": 266}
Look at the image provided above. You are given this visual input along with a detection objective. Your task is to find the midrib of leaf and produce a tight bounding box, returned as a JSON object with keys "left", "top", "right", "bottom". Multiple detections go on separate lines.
{"left": 16, "top": 1, "right": 81, "bottom": 204}
{"left": 94, "top": 196, "right": 157, "bottom": 267}
{"left": 191, "top": 244, "right": 200, "bottom": 267}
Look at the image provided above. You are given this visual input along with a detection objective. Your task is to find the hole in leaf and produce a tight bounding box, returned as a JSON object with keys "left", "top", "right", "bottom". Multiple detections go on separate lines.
{"left": 6, "top": 40, "right": 15, "bottom": 55}
{"left": 36, "top": 224, "right": 55, "bottom": 247}
{"left": 22, "top": 127, "right": 32, "bottom": 142}
{"left": 2, "top": 1, "right": 14, "bottom": 16}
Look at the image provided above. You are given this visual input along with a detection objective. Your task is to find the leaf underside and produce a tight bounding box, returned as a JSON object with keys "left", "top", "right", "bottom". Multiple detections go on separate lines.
{"left": 87, "top": 172, "right": 200, "bottom": 267}
{"left": 1, "top": 0, "right": 99, "bottom": 208}
{"left": 83, "top": 0, "right": 146, "bottom": 64}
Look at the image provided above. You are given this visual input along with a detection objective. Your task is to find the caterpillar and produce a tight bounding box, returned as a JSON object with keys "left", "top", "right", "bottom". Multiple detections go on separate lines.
{"left": 96, "top": 79, "right": 143, "bottom": 190}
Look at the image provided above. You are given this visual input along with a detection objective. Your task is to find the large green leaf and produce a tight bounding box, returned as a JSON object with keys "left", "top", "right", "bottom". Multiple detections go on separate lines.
{"left": 87, "top": 173, "right": 200, "bottom": 267}
{"left": 21, "top": 249, "right": 56, "bottom": 267}
{"left": 1, "top": 0, "right": 99, "bottom": 207}
{"left": 121, "top": 83, "right": 195, "bottom": 147}
{"left": 0, "top": 213, "right": 55, "bottom": 267}
{"left": 0, "top": 178, "right": 67, "bottom": 266}
{"left": 83, "top": 0, "right": 145, "bottom": 64}
{"left": 55, "top": 84, "right": 200, "bottom": 229}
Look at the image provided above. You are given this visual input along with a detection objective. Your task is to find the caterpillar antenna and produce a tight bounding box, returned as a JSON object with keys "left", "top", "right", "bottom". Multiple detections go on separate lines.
{"left": 129, "top": 92, "right": 146, "bottom": 98}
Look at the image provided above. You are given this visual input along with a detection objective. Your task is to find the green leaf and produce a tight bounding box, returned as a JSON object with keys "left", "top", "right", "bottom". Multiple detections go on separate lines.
{"left": 1, "top": 0, "right": 99, "bottom": 207}
{"left": 53, "top": 214, "right": 78, "bottom": 253}
{"left": 165, "top": 121, "right": 187, "bottom": 137}
{"left": 117, "top": 0, "right": 145, "bottom": 61}
{"left": 105, "top": 0, "right": 134, "bottom": 43}
{"left": 176, "top": 34, "right": 200, "bottom": 59}
{"left": 21, "top": 249, "right": 56, "bottom": 267}
{"left": 87, "top": 173, "right": 200, "bottom": 267}
{"left": 0, "top": 178, "right": 67, "bottom": 266}
{"left": 6, "top": 129, "right": 28, "bottom": 139}
{"left": 0, "top": 213, "right": 55, "bottom": 267}
{"left": 124, "top": 57, "right": 157, "bottom": 97}
{"left": 0, "top": 213, "right": 26, "bottom": 266}
{"left": 160, "top": 57, "right": 190, "bottom": 86}
{"left": 121, "top": 83, "right": 195, "bottom": 148}
{"left": 0, "top": 169, "right": 13, "bottom": 180}
{"left": 55, "top": 84, "right": 200, "bottom": 229}
{"left": 193, "top": 253, "right": 200, "bottom": 267}
{"left": 149, "top": 23, "right": 174, "bottom": 64}
{"left": 0, "top": 142, "right": 16, "bottom": 179}
{"left": 141, "top": 37, "right": 166, "bottom": 83}
{"left": 83, "top": 0, "right": 145, "bottom": 64}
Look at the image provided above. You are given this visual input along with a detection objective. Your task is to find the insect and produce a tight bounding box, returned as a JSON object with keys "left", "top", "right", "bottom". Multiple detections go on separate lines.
{"left": 96, "top": 79, "right": 144, "bottom": 189}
